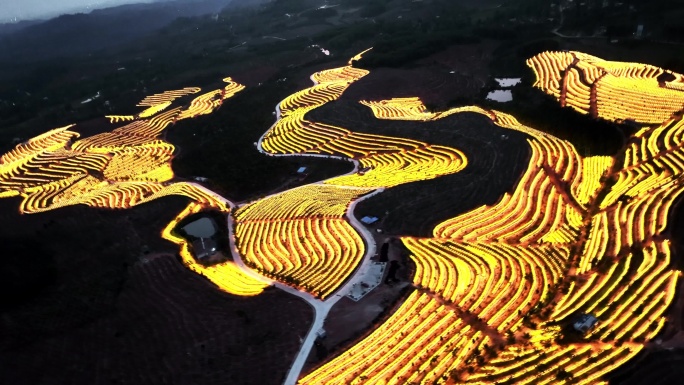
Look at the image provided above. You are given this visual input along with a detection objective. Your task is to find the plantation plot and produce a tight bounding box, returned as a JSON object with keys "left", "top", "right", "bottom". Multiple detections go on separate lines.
{"left": 527, "top": 51, "right": 684, "bottom": 124}
{"left": 233, "top": 185, "right": 371, "bottom": 298}
{"left": 0, "top": 77, "right": 264, "bottom": 297}
{"left": 301, "top": 55, "right": 684, "bottom": 384}
{"left": 3, "top": 48, "right": 684, "bottom": 385}
{"left": 0, "top": 78, "right": 244, "bottom": 214}
{"left": 237, "top": 52, "right": 471, "bottom": 299}
{"left": 162, "top": 202, "right": 270, "bottom": 297}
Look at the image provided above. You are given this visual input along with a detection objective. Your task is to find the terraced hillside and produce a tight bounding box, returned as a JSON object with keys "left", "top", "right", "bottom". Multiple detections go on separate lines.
{"left": 300, "top": 54, "right": 684, "bottom": 384}
{"left": 3, "top": 50, "right": 684, "bottom": 385}
{"left": 527, "top": 51, "right": 684, "bottom": 124}
{"left": 305, "top": 72, "right": 531, "bottom": 237}
{"left": 0, "top": 78, "right": 244, "bottom": 213}
{"left": 237, "top": 51, "right": 469, "bottom": 299}
{"left": 0, "top": 76, "right": 274, "bottom": 297}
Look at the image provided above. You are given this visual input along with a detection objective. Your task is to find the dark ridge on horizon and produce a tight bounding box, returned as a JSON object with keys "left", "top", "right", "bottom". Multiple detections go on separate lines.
{"left": 0, "top": 0, "right": 269, "bottom": 61}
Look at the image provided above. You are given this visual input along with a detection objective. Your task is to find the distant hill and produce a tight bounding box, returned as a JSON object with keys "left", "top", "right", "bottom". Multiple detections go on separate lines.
{"left": 0, "top": 20, "right": 42, "bottom": 36}
{"left": 0, "top": 0, "right": 244, "bottom": 62}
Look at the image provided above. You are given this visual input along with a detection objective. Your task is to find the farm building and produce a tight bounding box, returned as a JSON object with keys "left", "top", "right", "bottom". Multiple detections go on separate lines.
{"left": 573, "top": 313, "right": 599, "bottom": 334}
{"left": 192, "top": 237, "right": 218, "bottom": 260}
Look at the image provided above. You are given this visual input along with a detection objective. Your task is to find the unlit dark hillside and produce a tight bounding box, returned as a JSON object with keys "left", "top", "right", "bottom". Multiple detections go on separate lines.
{"left": 0, "top": 0, "right": 237, "bottom": 62}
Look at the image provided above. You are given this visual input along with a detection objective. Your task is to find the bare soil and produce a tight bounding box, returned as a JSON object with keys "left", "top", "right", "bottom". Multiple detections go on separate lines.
{"left": 0, "top": 197, "right": 313, "bottom": 385}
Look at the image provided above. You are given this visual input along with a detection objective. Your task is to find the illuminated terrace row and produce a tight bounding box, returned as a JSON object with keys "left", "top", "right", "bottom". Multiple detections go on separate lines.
{"left": 0, "top": 78, "right": 244, "bottom": 215}
{"left": 232, "top": 53, "right": 469, "bottom": 299}
{"left": 527, "top": 51, "right": 684, "bottom": 123}
{"left": 302, "top": 56, "right": 684, "bottom": 384}
{"left": 232, "top": 185, "right": 374, "bottom": 298}
{"left": 137, "top": 86, "right": 201, "bottom": 106}
{"left": 235, "top": 185, "right": 373, "bottom": 221}
{"left": 360, "top": 98, "right": 492, "bottom": 121}
{"left": 162, "top": 202, "right": 269, "bottom": 296}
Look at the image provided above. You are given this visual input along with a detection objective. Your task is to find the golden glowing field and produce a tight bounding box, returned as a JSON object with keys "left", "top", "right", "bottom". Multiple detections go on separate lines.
{"left": 162, "top": 202, "right": 269, "bottom": 296}
{"left": 527, "top": 51, "right": 684, "bottom": 123}
{"left": 0, "top": 78, "right": 244, "bottom": 213}
{"left": 300, "top": 54, "right": 684, "bottom": 384}
{"left": 238, "top": 53, "right": 468, "bottom": 299}
{"left": 2, "top": 50, "right": 684, "bottom": 384}
{"left": 0, "top": 77, "right": 271, "bottom": 296}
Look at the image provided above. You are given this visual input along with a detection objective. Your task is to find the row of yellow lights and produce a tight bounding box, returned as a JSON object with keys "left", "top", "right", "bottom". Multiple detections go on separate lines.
{"left": 235, "top": 53, "right": 469, "bottom": 299}
{"left": 303, "top": 53, "right": 684, "bottom": 384}
{"left": 161, "top": 202, "right": 268, "bottom": 296}
{"left": 0, "top": 78, "right": 243, "bottom": 214}
{"left": 527, "top": 51, "right": 684, "bottom": 123}
{"left": 235, "top": 218, "right": 363, "bottom": 298}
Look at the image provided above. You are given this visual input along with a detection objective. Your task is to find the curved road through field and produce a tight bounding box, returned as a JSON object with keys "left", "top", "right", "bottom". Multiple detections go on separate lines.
{"left": 227, "top": 187, "right": 383, "bottom": 385}
{"left": 222, "top": 73, "right": 387, "bottom": 385}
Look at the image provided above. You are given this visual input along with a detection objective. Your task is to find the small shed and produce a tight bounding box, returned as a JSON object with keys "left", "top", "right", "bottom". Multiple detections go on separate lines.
{"left": 297, "top": 167, "right": 308, "bottom": 174}
{"left": 573, "top": 314, "right": 599, "bottom": 334}
{"left": 192, "top": 237, "right": 218, "bottom": 259}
